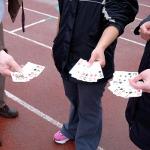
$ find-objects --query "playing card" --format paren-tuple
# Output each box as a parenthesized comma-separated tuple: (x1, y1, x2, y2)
(11, 62, 45, 82)
(69, 58, 104, 82)
(108, 71, 142, 98)
(22, 62, 45, 79)
(113, 71, 138, 83)
(11, 72, 30, 82)
(69, 59, 88, 76)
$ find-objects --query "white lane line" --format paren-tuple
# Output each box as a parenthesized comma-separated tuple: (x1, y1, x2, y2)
(5, 2, 58, 20)
(10, 19, 49, 33)
(4, 29, 52, 50)
(119, 37, 145, 47)
(24, 7, 58, 19)
(135, 17, 142, 21)
(139, 3, 150, 8)
(5, 90, 104, 150)
(5, 90, 62, 128)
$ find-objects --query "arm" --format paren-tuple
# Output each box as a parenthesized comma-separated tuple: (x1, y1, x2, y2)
(129, 16, 150, 92)
(104, 0, 139, 35)
(56, 16, 60, 36)
(89, 0, 138, 66)
(89, 26, 119, 66)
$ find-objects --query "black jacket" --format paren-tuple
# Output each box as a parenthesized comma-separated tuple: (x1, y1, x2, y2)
(126, 15, 150, 150)
(53, 0, 138, 82)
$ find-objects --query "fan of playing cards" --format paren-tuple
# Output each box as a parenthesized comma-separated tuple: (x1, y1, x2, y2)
(11, 62, 45, 82)
(69, 58, 104, 82)
(108, 71, 142, 98)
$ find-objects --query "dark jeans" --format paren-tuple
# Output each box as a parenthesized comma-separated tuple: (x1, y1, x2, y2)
(61, 79, 107, 150)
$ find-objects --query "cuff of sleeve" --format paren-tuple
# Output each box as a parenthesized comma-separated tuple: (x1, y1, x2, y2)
(109, 22, 124, 36)
(134, 26, 140, 35)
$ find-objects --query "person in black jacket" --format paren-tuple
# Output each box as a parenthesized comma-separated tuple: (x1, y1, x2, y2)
(52, 0, 138, 150)
(126, 15, 150, 150)
(129, 18, 150, 93)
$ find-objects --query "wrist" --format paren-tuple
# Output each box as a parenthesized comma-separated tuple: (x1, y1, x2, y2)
(94, 46, 106, 53)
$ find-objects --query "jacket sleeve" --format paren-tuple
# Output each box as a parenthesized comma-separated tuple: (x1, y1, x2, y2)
(134, 15, 150, 35)
(103, 0, 139, 35)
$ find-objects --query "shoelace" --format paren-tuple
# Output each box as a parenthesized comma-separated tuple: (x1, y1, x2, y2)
(58, 131, 63, 136)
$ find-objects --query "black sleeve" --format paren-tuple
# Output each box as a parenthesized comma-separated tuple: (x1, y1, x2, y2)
(134, 15, 150, 35)
(104, 0, 139, 35)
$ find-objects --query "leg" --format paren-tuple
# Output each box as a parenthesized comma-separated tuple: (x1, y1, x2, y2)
(0, 23, 5, 50)
(75, 81, 106, 150)
(0, 74, 5, 107)
(61, 79, 79, 139)
(0, 23, 6, 107)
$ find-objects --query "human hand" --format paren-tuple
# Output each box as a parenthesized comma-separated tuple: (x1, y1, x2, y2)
(139, 21, 150, 41)
(0, 50, 21, 76)
(88, 48, 106, 67)
(129, 69, 150, 93)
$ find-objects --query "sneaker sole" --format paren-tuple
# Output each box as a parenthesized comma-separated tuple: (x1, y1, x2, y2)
(54, 138, 70, 144)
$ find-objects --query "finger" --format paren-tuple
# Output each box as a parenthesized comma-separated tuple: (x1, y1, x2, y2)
(129, 74, 142, 88)
(133, 81, 146, 91)
(88, 53, 96, 65)
(1, 69, 12, 76)
(7, 59, 21, 72)
(132, 74, 143, 82)
(99, 59, 106, 68)
(129, 80, 142, 90)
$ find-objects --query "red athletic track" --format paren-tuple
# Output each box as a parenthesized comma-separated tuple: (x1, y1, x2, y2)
(1, 0, 149, 150)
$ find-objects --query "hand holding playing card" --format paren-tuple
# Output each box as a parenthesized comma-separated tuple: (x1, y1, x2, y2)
(69, 58, 104, 82)
(108, 71, 142, 98)
(129, 69, 150, 93)
(11, 62, 45, 82)
(89, 48, 106, 68)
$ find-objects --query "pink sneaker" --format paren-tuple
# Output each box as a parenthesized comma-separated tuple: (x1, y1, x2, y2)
(54, 130, 70, 144)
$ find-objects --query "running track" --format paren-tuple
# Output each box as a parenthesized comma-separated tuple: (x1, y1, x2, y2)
(1, 0, 150, 150)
